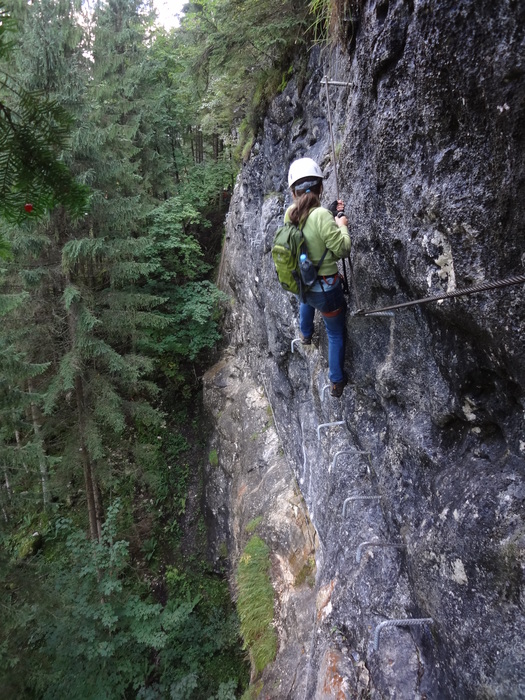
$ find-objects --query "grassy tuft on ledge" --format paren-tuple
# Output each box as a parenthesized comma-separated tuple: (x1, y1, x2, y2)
(236, 535, 277, 674)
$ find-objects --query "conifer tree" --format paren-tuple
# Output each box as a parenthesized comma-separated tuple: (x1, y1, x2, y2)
(42, 0, 170, 539)
(0, 0, 231, 538)
(0, 332, 51, 517)
(0, 0, 163, 537)
(0, 0, 90, 521)
(178, 0, 309, 148)
(0, 0, 276, 693)
(0, 5, 88, 224)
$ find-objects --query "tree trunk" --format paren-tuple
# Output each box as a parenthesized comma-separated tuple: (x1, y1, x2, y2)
(75, 374, 102, 541)
(13, 424, 28, 474)
(2, 464, 11, 521)
(169, 130, 180, 182)
(27, 380, 49, 508)
(67, 300, 103, 540)
(189, 125, 195, 163)
(196, 129, 203, 163)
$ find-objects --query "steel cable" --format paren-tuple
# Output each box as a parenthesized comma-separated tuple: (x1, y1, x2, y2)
(353, 273, 525, 316)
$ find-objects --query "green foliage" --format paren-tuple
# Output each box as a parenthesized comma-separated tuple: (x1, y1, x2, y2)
(0, 0, 319, 693)
(140, 193, 228, 391)
(236, 535, 277, 674)
(0, 233, 11, 258)
(308, 0, 361, 46)
(1, 503, 192, 698)
(178, 0, 310, 157)
(148, 559, 248, 698)
(147, 197, 207, 282)
(0, 87, 90, 221)
(295, 555, 316, 588)
(240, 681, 263, 700)
(0, 499, 249, 699)
(161, 281, 224, 359)
(0, 9, 89, 224)
(209, 448, 219, 466)
(308, 0, 332, 44)
(0, 8, 17, 60)
(176, 162, 236, 218)
(245, 516, 263, 534)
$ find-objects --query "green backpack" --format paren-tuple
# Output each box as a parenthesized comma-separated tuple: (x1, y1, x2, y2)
(271, 220, 305, 296)
(271, 216, 327, 300)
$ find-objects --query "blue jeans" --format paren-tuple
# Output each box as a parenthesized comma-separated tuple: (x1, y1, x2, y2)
(299, 275, 346, 383)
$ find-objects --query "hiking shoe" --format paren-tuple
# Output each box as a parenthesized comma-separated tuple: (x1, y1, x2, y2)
(330, 374, 348, 398)
(300, 334, 312, 345)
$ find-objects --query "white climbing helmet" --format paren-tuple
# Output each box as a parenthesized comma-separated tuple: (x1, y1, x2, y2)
(287, 157, 323, 189)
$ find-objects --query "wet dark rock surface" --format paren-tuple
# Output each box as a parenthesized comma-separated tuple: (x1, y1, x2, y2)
(204, 1, 525, 697)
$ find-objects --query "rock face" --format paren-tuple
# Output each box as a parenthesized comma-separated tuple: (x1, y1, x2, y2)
(203, 1, 525, 698)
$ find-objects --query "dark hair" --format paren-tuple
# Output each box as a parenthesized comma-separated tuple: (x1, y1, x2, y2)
(289, 180, 322, 226)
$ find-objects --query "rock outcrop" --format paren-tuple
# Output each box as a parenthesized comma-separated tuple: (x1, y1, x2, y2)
(204, 1, 525, 697)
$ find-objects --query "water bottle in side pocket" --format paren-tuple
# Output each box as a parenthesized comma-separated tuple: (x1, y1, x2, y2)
(299, 253, 318, 286)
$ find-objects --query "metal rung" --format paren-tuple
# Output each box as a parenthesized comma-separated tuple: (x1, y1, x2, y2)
(373, 618, 433, 652)
(356, 540, 406, 564)
(331, 450, 369, 473)
(321, 79, 352, 87)
(342, 495, 380, 517)
(317, 420, 345, 441)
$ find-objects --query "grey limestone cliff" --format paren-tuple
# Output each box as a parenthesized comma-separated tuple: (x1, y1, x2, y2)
(203, 1, 525, 697)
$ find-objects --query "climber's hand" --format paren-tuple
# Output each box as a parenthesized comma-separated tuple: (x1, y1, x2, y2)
(329, 200, 346, 217)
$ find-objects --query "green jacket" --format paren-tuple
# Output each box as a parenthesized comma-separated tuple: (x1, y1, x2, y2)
(284, 205, 351, 277)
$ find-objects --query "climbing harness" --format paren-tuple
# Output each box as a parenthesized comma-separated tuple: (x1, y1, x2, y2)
(322, 75, 355, 302)
(353, 273, 525, 317)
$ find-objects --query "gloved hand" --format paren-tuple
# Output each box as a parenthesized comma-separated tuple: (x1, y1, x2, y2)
(329, 199, 345, 217)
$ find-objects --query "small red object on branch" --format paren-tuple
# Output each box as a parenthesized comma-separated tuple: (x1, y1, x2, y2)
(24, 203, 33, 213)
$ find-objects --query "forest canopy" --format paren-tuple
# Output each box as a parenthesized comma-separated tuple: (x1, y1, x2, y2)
(0, 0, 315, 696)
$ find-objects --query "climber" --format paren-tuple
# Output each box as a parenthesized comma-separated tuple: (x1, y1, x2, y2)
(285, 157, 351, 397)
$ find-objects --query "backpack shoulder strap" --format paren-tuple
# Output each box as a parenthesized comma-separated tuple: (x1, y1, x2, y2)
(299, 211, 328, 272)
(316, 246, 329, 271)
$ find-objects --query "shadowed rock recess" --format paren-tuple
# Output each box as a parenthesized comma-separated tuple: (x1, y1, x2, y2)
(203, 1, 525, 698)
